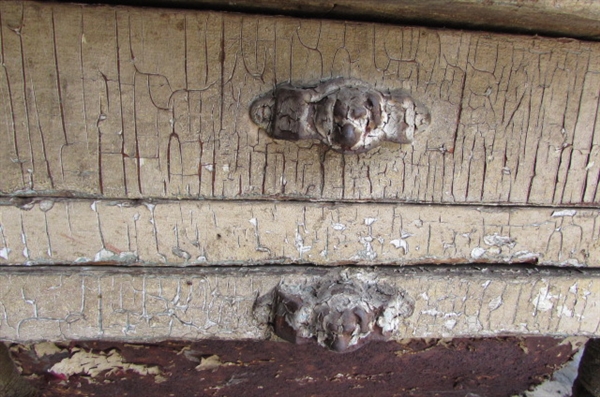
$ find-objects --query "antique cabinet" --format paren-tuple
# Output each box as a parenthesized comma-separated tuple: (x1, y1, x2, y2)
(0, 1, 599, 395)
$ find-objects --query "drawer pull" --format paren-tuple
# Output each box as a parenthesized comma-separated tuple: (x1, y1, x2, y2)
(250, 78, 430, 154)
(254, 270, 415, 352)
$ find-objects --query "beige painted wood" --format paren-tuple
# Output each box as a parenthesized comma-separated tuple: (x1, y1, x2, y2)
(139, 0, 600, 40)
(1, 1, 600, 206)
(0, 267, 598, 342)
(0, 199, 598, 267)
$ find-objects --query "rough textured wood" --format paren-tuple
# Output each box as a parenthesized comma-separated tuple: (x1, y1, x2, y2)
(1, 1, 600, 206)
(0, 199, 598, 267)
(0, 267, 598, 342)
(98, 0, 600, 40)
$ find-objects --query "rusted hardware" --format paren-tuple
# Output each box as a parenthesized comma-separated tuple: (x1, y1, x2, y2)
(249, 78, 431, 154)
(254, 271, 415, 352)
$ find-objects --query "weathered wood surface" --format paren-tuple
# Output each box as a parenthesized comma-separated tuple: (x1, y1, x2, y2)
(1, 1, 600, 206)
(114, 0, 600, 40)
(0, 266, 598, 342)
(0, 199, 598, 267)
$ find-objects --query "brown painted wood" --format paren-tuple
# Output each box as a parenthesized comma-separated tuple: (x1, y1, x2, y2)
(8, 337, 580, 397)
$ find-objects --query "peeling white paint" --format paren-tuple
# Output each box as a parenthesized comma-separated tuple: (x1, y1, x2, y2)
(50, 348, 162, 380)
(444, 319, 457, 330)
(38, 200, 54, 212)
(488, 296, 503, 311)
(390, 239, 408, 254)
(552, 210, 577, 217)
(483, 234, 515, 247)
(532, 285, 557, 313)
(294, 231, 311, 255)
(354, 236, 377, 260)
(0, 247, 10, 260)
(471, 247, 486, 259)
(332, 223, 346, 231)
(364, 217, 377, 226)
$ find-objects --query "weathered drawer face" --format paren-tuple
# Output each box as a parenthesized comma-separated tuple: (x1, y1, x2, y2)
(1, 2, 600, 269)
(1, 2, 599, 205)
(1, 1, 600, 350)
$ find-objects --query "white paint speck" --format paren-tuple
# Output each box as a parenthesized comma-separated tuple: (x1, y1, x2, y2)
(471, 247, 486, 259)
(249, 218, 258, 227)
(444, 319, 457, 330)
(483, 234, 514, 247)
(532, 285, 557, 313)
(400, 230, 413, 239)
(390, 239, 408, 254)
(94, 249, 116, 262)
(364, 217, 377, 226)
(294, 232, 311, 255)
(569, 283, 578, 294)
(488, 296, 503, 311)
(0, 247, 10, 260)
(552, 210, 577, 217)
(332, 223, 346, 231)
(38, 200, 54, 212)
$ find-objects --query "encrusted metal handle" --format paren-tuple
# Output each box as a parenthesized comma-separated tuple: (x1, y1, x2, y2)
(250, 78, 431, 154)
(254, 270, 415, 353)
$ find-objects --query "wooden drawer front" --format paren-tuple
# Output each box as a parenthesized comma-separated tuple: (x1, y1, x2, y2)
(1, 2, 599, 205)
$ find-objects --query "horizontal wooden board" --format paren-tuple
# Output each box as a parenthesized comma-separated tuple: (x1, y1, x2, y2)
(0, 199, 598, 267)
(1, 2, 600, 205)
(0, 266, 598, 342)
(115, 0, 600, 40)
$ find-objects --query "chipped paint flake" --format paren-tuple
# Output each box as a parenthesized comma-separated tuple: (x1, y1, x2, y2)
(488, 296, 503, 311)
(471, 247, 486, 259)
(483, 234, 515, 247)
(390, 239, 408, 254)
(0, 247, 10, 260)
(332, 223, 346, 231)
(532, 285, 558, 313)
(364, 218, 377, 226)
(50, 348, 162, 379)
(94, 249, 117, 262)
(552, 210, 577, 217)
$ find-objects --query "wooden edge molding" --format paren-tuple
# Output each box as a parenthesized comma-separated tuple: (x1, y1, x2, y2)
(53, 0, 600, 40)
(0, 266, 598, 343)
(1, 198, 599, 267)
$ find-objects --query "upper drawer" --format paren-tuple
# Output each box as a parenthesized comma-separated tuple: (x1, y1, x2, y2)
(1, 2, 599, 205)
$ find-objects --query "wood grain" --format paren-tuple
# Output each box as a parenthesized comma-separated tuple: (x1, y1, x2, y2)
(0, 199, 598, 267)
(0, 266, 598, 342)
(1, 2, 599, 205)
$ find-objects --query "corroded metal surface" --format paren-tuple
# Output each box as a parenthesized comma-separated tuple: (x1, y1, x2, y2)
(250, 78, 430, 153)
(254, 271, 414, 352)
